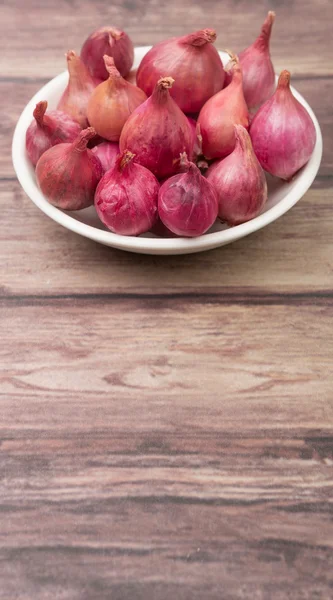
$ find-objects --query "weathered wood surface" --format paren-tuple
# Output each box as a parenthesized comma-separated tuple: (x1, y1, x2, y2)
(1, 0, 333, 598)
(1, 302, 333, 599)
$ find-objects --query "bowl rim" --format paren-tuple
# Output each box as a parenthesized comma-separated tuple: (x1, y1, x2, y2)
(12, 47, 323, 255)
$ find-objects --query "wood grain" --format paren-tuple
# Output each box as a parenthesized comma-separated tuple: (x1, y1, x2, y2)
(1, 302, 333, 599)
(1, 0, 333, 598)
(1, 0, 333, 78)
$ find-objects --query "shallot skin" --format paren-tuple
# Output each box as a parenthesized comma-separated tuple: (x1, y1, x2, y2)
(198, 57, 249, 160)
(81, 26, 134, 80)
(250, 70, 317, 180)
(95, 151, 159, 236)
(207, 125, 267, 225)
(26, 101, 81, 167)
(136, 30, 225, 114)
(239, 11, 276, 111)
(158, 157, 218, 237)
(187, 117, 202, 160)
(36, 128, 103, 210)
(119, 77, 192, 180)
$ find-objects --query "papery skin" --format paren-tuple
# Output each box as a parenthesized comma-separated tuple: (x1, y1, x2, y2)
(26, 101, 81, 166)
(223, 57, 233, 89)
(119, 77, 192, 179)
(187, 117, 202, 160)
(87, 56, 147, 142)
(81, 26, 134, 80)
(136, 30, 224, 113)
(198, 58, 249, 160)
(158, 157, 218, 237)
(94, 151, 159, 236)
(239, 11, 276, 111)
(207, 125, 267, 225)
(250, 70, 317, 180)
(92, 141, 120, 173)
(57, 51, 99, 128)
(36, 128, 103, 210)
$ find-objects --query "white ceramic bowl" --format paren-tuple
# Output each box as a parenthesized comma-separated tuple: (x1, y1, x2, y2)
(12, 47, 322, 255)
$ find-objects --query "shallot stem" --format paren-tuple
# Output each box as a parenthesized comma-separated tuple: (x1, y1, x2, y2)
(223, 50, 239, 72)
(183, 29, 217, 46)
(157, 77, 175, 89)
(278, 70, 291, 89)
(33, 101, 48, 126)
(119, 150, 135, 169)
(260, 11, 276, 42)
(109, 28, 124, 42)
(73, 127, 96, 152)
(104, 55, 122, 78)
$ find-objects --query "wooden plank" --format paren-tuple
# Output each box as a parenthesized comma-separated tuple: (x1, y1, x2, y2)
(0, 513, 332, 600)
(1, 0, 333, 78)
(0, 181, 332, 296)
(1, 301, 332, 426)
(0, 301, 332, 598)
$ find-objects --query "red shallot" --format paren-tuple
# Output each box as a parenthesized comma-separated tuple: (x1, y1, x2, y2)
(36, 127, 103, 210)
(158, 153, 218, 236)
(57, 50, 99, 128)
(26, 101, 81, 166)
(239, 12, 276, 111)
(87, 56, 147, 142)
(136, 30, 225, 113)
(81, 26, 134, 80)
(92, 141, 120, 174)
(198, 54, 249, 159)
(119, 77, 192, 179)
(94, 150, 159, 236)
(206, 125, 267, 225)
(250, 70, 316, 180)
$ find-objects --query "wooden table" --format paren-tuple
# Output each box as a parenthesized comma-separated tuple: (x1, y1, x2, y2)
(1, 1, 333, 598)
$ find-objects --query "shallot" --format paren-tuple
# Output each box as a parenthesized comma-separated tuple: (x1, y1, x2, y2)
(26, 101, 81, 166)
(250, 70, 316, 180)
(239, 12, 276, 111)
(198, 54, 249, 159)
(87, 56, 147, 142)
(36, 127, 103, 210)
(206, 125, 267, 225)
(136, 29, 225, 113)
(95, 150, 159, 235)
(158, 153, 218, 236)
(81, 26, 134, 80)
(119, 77, 192, 179)
(57, 50, 99, 128)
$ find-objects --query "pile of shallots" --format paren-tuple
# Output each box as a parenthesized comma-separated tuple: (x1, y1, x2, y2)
(26, 15, 316, 237)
